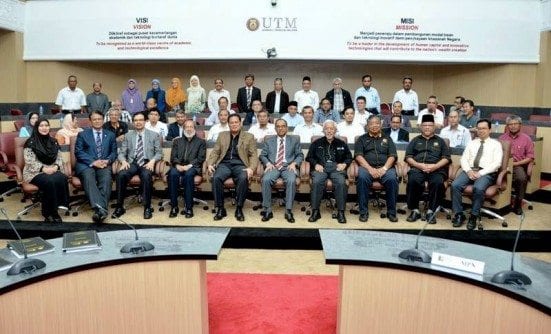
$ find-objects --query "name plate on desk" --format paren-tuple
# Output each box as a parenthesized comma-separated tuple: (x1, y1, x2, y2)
(431, 252, 485, 275)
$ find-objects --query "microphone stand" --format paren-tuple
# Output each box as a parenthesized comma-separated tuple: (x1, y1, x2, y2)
(398, 206, 440, 263)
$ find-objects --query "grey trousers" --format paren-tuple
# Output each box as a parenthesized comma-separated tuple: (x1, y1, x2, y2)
(311, 171, 348, 211)
(261, 168, 298, 212)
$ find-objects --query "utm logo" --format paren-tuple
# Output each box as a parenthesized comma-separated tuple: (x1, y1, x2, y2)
(246, 18, 260, 31)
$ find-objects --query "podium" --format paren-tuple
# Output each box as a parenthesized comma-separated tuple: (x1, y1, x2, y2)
(320, 230, 551, 334)
(0, 227, 230, 334)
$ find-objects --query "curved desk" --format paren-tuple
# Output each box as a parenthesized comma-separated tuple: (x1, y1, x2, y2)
(320, 230, 551, 334)
(0, 227, 230, 334)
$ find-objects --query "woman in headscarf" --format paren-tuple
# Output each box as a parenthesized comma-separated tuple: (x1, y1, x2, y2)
(185, 75, 206, 114)
(19, 111, 39, 137)
(166, 77, 187, 112)
(146, 79, 167, 122)
(23, 118, 70, 223)
(121, 79, 143, 115)
(55, 113, 83, 145)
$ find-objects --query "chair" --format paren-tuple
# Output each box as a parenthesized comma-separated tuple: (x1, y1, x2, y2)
(194, 117, 206, 126)
(520, 125, 537, 136)
(10, 109, 23, 116)
(490, 113, 513, 122)
(0, 132, 22, 201)
(230, 103, 239, 112)
(437, 104, 445, 113)
(380, 103, 391, 116)
(528, 114, 551, 123)
(78, 118, 91, 128)
(13, 120, 25, 131)
(67, 136, 88, 216)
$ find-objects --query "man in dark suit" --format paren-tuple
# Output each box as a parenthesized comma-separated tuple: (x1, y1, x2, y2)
(207, 113, 258, 221)
(236, 73, 261, 115)
(75, 110, 118, 223)
(167, 119, 206, 218)
(325, 77, 353, 114)
(165, 109, 186, 141)
(112, 112, 163, 219)
(383, 115, 409, 143)
(265, 77, 290, 114)
(259, 119, 304, 223)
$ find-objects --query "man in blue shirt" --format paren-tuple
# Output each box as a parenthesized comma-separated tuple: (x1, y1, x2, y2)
(354, 74, 381, 114)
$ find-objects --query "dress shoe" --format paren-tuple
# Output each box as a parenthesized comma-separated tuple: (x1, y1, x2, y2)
(308, 209, 321, 222)
(467, 214, 478, 230)
(182, 207, 194, 218)
(43, 215, 55, 224)
(337, 210, 346, 224)
(235, 206, 245, 221)
(427, 211, 437, 225)
(143, 207, 153, 219)
(261, 211, 273, 222)
(112, 207, 126, 219)
(285, 210, 295, 223)
(213, 207, 227, 221)
(406, 210, 421, 222)
(92, 210, 102, 224)
(359, 213, 369, 222)
(452, 213, 466, 228)
(169, 206, 179, 218)
(388, 214, 398, 223)
(513, 206, 523, 216)
(52, 213, 63, 224)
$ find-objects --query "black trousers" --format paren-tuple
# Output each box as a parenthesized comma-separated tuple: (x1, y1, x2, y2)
(212, 161, 248, 208)
(406, 169, 446, 212)
(31, 172, 69, 217)
(115, 163, 153, 209)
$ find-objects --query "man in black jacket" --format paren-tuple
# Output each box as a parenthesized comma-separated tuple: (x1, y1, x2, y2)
(166, 109, 186, 141)
(382, 115, 410, 143)
(306, 120, 352, 224)
(167, 119, 206, 218)
(325, 77, 353, 114)
(236, 73, 262, 114)
(265, 77, 290, 114)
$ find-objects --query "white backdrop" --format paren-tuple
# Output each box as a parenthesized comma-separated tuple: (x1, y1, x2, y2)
(23, 0, 541, 63)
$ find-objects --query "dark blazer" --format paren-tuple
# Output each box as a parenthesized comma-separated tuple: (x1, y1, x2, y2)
(265, 90, 290, 114)
(259, 135, 303, 167)
(325, 89, 353, 112)
(306, 136, 352, 172)
(383, 127, 410, 142)
(75, 128, 117, 175)
(236, 86, 262, 113)
(170, 135, 206, 174)
(166, 122, 183, 141)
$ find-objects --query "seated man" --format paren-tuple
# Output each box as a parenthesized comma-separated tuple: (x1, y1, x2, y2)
(451, 119, 502, 229)
(243, 99, 264, 126)
(145, 108, 168, 139)
(281, 101, 304, 127)
(382, 115, 409, 143)
(75, 111, 118, 223)
(248, 109, 276, 143)
(354, 96, 373, 127)
(207, 114, 258, 221)
(499, 115, 534, 215)
(259, 119, 304, 223)
(167, 119, 206, 218)
(336, 106, 365, 144)
(166, 109, 187, 141)
(207, 108, 230, 142)
(405, 114, 451, 224)
(459, 99, 479, 131)
(103, 99, 132, 124)
(382, 101, 411, 128)
(306, 120, 352, 224)
(103, 107, 129, 142)
(206, 96, 235, 126)
(313, 98, 341, 124)
(417, 95, 444, 129)
(293, 106, 323, 143)
(112, 112, 163, 219)
(355, 115, 399, 222)
(440, 110, 471, 148)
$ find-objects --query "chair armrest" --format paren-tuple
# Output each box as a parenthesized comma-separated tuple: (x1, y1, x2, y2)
(526, 161, 534, 181)
(10, 164, 23, 183)
(495, 170, 509, 191)
(0, 150, 8, 169)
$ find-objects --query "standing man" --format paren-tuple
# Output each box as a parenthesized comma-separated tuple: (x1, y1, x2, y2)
(460, 100, 479, 131)
(259, 119, 304, 223)
(417, 95, 444, 129)
(440, 110, 472, 148)
(314, 98, 341, 124)
(281, 101, 305, 127)
(451, 119, 502, 229)
(325, 77, 353, 115)
(336, 106, 365, 144)
(75, 111, 118, 223)
(383, 115, 410, 143)
(207, 114, 258, 221)
(167, 120, 206, 218)
(112, 111, 163, 220)
(306, 120, 352, 224)
(392, 76, 419, 116)
(207, 109, 230, 142)
(355, 115, 399, 222)
(293, 106, 323, 143)
(265, 77, 290, 114)
(207, 78, 231, 113)
(166, 109, 187, 141)
(354, 74, 380, 114)
(236, 74, 262, 117)
(86, 82, 110, 114)
(404, 114, 451, 224)
(294, 76, 320, 112)
(499, 115, 535, 215)
(248, 109, 276, 143)
(383, 101, 412, 128)
(56, 75, 87, 114)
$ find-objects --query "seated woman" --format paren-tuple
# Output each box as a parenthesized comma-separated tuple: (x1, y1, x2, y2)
(103, 107, 128, 142)
(19, 111, 39, 137)
(23, 118, 70, 223)
(185, 75, 206, 114)
(166, 77, 187, 112)
(55, 113, 83, 145)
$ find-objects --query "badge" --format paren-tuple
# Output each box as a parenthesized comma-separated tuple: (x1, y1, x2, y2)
(434, 142, 439, 147)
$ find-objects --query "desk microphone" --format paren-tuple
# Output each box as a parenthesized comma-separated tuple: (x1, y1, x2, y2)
(491, 212, 531, 285)
(398, 206, 440, 263)
(95, 205, 154, 254)
(0, 208, 46, 275)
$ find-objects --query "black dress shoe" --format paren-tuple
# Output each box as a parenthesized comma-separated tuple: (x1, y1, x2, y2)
(452, 213, 466, 228)
(388, 214, 398, 223)
(235, 206, 245, 221)
(308, 209, 321, 222)
(359, 213, 369, 222)
(213, 207, 227, 221)
(182, 207, 194, 218)
(513, 206, 523, 216)
(43, 216, 55, 224)
(261, 211, 273, 222)
(406, 211, 421, 222)
(467, 214, 478, 230)
(169, 207, 179, 218)
(112, 207, 126, 219)
(336, 211, 346, 224)
(143, 207, 153, 219)
(92, 211, 101, 224)
(285, 210, 295, 223)
(52, 213, 63, 224)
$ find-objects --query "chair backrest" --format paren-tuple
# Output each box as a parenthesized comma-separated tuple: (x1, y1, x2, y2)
(520, 124, 537, 136)
(437, 104, 445, 113)
(194, 117, 206, 126)
(490, 112, 512, 122)
(0, 132, 20, 163)
(380, 103, 391, 115)
(14, 120, 25, 131)
(497, 139, 511, 189)
(529, 114, 551, 123)
(69, 135, 78, 169)
(10, 109, 23, 116)
(14, 137, 27, 171)
(78, 118, 91, 128)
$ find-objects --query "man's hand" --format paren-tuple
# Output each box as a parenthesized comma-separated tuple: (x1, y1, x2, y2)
(336, 163, 347, 172)
(288, 162, 297, 173)
(265, 162, 275, 172)
(244, 168, 253, 179)
(119, 161, 130, 171)
(92, 160, 108, 169)
(144, 160, 155, 171)
(315, 164, 324, 173)
(42, 166, 57, 175)
(116, 135, 125, 142)
(208, 165, 216, 175)
(467, 170, 480, 180)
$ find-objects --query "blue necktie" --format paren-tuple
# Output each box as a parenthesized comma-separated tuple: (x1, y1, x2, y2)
(95, 131, 102, 158)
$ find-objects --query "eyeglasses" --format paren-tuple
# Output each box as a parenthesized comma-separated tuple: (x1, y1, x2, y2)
(507, 122, 521, 126)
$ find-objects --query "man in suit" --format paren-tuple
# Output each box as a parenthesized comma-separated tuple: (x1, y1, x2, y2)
(112, 111, 163, 219)
(165, 109, 186, 141)
(259, 119, 304, 223)
(167, 119, 206, 218)
(236, 73, 262, 115)
(265, 77, 290, 114)
(325, 77, 353, 114)
(207, 113, 258, 221)
(75, 110, 118, 223)
(383, 115, 410, 143)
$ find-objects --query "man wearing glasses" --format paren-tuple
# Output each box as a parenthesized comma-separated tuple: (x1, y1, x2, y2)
(383, 115, 409, 143)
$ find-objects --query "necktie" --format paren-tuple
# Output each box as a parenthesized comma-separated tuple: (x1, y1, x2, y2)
(275, 138, 285, 169)
(95, 131, 102, 158)
(473, 140, 484, 170)
(246, 88, 252, 108)
(136, 134, 144, 166)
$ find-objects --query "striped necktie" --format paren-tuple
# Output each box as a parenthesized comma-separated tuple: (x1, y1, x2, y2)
(136, 134, 144, 166)
(95, 131, 102, 158)
(275, 138, 285, 169)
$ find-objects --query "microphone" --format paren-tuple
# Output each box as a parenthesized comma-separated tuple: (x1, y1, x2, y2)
(0, 207, 46, 275)
(491, 212, 531, 285)
(95, 205, 154, 254)
(398, 206, 440, 263)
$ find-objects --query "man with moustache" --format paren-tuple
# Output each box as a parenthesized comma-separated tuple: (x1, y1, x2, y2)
(293, 106, 323, 143)
(207, 108, 230, 142)
(325, 77, 353, 114)
(281, 101, 305, 127)
(392, 76, 419, 116)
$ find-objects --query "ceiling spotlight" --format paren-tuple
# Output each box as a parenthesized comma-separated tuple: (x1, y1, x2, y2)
(271, 0, 277, 7)
(266, 47, 277, 58)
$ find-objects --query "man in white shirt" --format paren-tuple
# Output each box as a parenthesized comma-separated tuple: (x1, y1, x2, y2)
(206, 96, 235, 126)
(207, 109, 230, 142)
(281, 101, 304, 127)
(207, 78, 231, 113)
(439, 110, 472, 148)
(248, 110, 276, 143)
(354, 96, 373, 127)
(55, 75, 87, 114)
(337, 106, 365, 144)
(145, 108, 168, 139)
(293, 106, 323, 143)
(451, 119, 503, 230)
(294, 76, 320, 112)
(417, 95, 444, 129)
(354, 74, 380, 114)
(392, 77, 419, 116)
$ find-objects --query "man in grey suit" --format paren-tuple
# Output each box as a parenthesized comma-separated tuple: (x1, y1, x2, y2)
(259, 119, 303, 223)
(112, 111, 163, 219)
